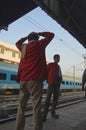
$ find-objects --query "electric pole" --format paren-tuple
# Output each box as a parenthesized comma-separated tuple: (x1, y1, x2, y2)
(72, 65, 75, 87)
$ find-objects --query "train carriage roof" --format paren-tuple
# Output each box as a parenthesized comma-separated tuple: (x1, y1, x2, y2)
(0, 61, 18, 72)
(0, 0, 86, 48)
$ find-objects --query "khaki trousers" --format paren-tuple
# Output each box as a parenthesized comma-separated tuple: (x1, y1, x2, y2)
(16, 81, 43, 130)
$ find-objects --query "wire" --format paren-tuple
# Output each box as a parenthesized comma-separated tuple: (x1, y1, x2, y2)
(23, 14, 84, 55)
(23, 16, 46, 31)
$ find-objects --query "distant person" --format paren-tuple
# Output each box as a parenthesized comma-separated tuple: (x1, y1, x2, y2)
(43, 54, 62, 121)
(82, 69, 86, 98)
(15, 31, 54, 130)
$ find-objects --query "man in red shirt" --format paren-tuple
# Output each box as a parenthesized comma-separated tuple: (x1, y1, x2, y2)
(43, 54, 62, 121)
(15, 32, 54, 130)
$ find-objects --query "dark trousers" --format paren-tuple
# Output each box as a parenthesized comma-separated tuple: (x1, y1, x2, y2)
(43, 83, 60, 118)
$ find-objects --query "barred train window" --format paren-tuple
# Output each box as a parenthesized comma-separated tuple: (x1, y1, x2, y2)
(0, 73, 6, 80)
(62, 80, 65, 84)
(66, 81, 69, 85)
(10, 74, 16, 81)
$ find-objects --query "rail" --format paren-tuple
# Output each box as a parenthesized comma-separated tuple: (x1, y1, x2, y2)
(0, 91, 85, 123)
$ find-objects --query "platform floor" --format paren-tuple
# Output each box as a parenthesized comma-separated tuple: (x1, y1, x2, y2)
(0, 100, 86, 130)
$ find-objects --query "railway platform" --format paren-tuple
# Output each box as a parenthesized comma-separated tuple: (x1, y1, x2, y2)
(0, 100, 86, 130)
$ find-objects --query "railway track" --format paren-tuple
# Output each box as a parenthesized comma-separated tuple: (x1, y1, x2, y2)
(0, 91, 85, 104)
(0, 91, 85, 123)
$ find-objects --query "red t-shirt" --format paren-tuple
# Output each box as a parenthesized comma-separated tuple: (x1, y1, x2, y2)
(16, 32, 54, 82)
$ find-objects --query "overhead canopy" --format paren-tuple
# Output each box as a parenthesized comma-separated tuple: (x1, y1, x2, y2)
(0, 0, 86, 48)
(0, 0, 37, 30)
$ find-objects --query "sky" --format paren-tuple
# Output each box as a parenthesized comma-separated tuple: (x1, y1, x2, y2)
(0, 7, 86, 77)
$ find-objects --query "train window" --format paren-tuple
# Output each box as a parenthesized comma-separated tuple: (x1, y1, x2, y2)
(70, 82, 72, 85)
(73, 82, 75, 85)
(62, 80, 65, 84)
(80, 83, 82, 85)
(78, 83, 80, 85)
(10, 74, 16, 81)
(66, 81, 69, 85)
(75, 82, 78, 85)
(0, 72, 6, 80)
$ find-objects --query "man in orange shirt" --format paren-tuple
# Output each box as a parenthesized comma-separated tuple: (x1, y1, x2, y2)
(43, 54, 62, 121)
(15, 31, 54, 130)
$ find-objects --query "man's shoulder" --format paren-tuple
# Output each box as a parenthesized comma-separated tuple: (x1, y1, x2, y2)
(47, 62, 55, 66)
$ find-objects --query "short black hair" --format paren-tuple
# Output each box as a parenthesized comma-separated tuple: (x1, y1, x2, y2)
(27, 33, 39, 41)
(53, 54, 60, 59)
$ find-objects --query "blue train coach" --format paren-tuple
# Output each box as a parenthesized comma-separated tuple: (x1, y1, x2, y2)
(0, 61, 82, 95)
(0, 61, 19, 94)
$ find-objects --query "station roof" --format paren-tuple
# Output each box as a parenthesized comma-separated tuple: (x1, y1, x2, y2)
(0, 0, 86, 48)
(0, 0, 37, 30)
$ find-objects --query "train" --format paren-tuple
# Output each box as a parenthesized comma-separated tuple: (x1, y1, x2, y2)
(0, 61, 82, 95)
(0, 61, 19, 94)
